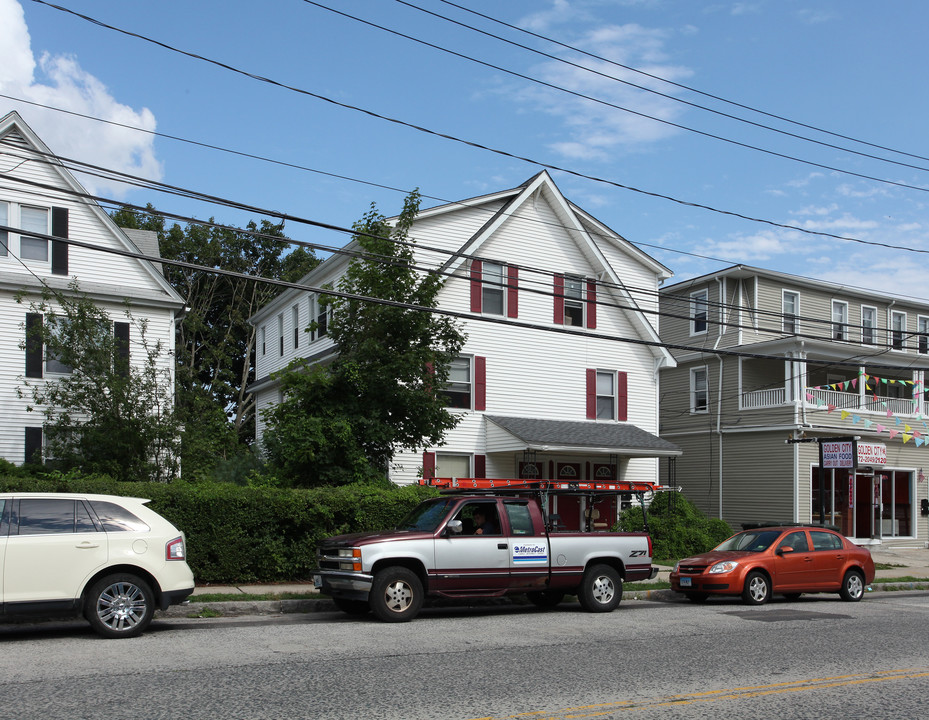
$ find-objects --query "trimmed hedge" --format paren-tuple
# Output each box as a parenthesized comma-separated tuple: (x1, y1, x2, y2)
(0, 472, 437, 583)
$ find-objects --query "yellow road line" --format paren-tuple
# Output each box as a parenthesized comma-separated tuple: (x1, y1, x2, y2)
(469, 668, 929, 720)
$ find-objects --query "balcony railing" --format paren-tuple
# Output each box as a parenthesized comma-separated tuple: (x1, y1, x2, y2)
(739, 386, 921, 416)
(741, 388, 786, 409)
(806, 387, 919, 416)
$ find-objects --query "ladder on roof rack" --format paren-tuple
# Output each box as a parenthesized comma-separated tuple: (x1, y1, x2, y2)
(418, 477, 680, 495)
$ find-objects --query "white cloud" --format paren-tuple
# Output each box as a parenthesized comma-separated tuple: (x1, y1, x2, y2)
(507, 20, 693, 159)
(0, 0, 161, 197)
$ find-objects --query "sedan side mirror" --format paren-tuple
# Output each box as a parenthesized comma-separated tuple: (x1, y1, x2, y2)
(445, 519, 463, 536)
(776, 546, 794, 556)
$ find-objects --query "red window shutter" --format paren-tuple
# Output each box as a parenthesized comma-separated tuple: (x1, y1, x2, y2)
(617, 371, 628, 421)
(470, 260, 482, 312)
(586, 279, 597, 329)
(553, 274, 565, 324)
(586, 369, 597, 419)
(506, 266, 519, 318)
(474, 356, 487, 411)
(423, 452, 436, 479)
(474, 454, 486, 478)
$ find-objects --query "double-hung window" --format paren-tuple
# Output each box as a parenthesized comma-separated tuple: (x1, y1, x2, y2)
(891, 311, 906, 350)
(310, 295, 330, 341)
(783, 291, 799, 334)
(0, 202, 8, 257)
(443, 356, 472, 409)
(564, 276, 584, 326)
(481, 262, 505, 315)
(292, 305, 300, 350)
(691, 367, 708, 413)
(586, 369, 627, 421)
(832, 301, 848, 341)
(691, 289, 708, 335)
(918, 316, 929, 354)
(596, 371, 616, 420)
(861, 306, 876, 345)
(20, 206, 50, 262)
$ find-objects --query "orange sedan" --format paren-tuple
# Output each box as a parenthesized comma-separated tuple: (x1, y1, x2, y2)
(670, 525, 875, 605)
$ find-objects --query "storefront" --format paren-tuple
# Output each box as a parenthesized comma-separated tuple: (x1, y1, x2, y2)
(810, 440, 916, 541)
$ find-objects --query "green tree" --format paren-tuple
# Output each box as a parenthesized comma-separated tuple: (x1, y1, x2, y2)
(110, 206, 318, 479)
(17, 283, 181, 482)
(261, 191, 466, 486)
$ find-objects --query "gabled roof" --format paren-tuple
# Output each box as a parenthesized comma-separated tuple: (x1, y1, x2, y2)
(0, 111, 183, 307)
(434, 171, 674, 365)
(486, 415, 682, 457)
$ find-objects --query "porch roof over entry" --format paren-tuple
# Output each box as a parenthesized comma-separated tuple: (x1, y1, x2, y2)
(485, 416, 682, 458)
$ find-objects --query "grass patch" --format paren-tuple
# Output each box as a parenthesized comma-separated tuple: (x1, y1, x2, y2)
(872, 576, 929, 584)
(626, 581, 671, 591)
(187, 607, 223, 618)
(874, 562, 908, 571)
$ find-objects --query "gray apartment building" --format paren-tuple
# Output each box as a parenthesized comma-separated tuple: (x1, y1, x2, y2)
(659, 265, 929, 549)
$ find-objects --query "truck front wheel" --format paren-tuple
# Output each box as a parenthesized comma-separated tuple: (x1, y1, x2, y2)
(578, 564, 622, 613)
(370, 566, 424, 622)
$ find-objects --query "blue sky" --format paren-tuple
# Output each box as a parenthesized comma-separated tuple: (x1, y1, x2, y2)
(2, 0, 928, 298)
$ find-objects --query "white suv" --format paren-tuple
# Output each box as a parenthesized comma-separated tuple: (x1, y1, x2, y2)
(0, 493, 195, 638)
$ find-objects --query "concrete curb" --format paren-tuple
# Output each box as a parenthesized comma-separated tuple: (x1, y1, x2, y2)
(165, 582, 929, 618)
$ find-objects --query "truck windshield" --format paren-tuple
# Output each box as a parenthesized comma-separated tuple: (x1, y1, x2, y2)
(397, 498, 458, 532)
(715, 530, 782, 552)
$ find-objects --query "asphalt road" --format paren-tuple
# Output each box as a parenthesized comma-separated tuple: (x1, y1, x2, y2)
(2, 592, 929, 720)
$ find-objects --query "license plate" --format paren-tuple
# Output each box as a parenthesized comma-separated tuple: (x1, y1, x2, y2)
(680, 577, 692, 587)
(313, 575, 322, 589)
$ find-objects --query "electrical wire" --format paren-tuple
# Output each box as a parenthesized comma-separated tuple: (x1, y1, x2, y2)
(435, 0, 929, 165)
(6, 139, 929, 345)
(26, 0, 929, 253)
(301, 0, 929, 195)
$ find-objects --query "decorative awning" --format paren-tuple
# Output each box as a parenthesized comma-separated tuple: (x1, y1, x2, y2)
(484, 415, 682, 458)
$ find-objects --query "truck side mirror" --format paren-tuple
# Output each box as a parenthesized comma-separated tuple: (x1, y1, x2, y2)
(445, 519, 463, 536)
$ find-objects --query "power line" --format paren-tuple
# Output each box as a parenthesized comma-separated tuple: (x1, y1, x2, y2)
(26, 0, 929, 256)
(5, 219, 927, 374)
(435, 0, 929, 165)
(7, 89, 926, 289)
(392, 0, 929, 175)
(302, 0, 929, 195)
(7, 139, 929, 343)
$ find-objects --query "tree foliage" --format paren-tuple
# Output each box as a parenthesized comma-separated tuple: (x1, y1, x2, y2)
(16, 284, 181, 482)
(261, 191, 466, 486)
(110, 206, 318, 479)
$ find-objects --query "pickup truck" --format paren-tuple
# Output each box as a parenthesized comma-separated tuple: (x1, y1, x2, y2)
(314, 491, 658, 622)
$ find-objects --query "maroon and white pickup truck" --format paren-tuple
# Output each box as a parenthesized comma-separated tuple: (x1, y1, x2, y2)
(314, 490, 658, 622)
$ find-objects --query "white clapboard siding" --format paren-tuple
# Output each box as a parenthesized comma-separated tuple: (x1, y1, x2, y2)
(250, 171, 674, 487)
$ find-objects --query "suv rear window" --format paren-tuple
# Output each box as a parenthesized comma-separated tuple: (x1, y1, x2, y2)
(90, 501, 150, 532)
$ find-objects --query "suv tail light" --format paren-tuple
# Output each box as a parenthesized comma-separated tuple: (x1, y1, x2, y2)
(647, 534, 653, 560)
(166, 536, 186, 561)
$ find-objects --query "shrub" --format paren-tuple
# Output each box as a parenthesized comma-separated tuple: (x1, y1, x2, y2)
(619, 491, 732, 562)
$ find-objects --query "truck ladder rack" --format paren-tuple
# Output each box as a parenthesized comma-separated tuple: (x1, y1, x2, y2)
(419, 477, 679, 495)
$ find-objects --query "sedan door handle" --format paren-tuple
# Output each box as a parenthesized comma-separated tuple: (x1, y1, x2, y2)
(497, 543, 508, 550)
(76, 542, 100, 549)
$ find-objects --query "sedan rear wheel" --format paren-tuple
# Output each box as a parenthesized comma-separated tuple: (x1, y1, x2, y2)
(741, 571, 771, 605)
(839, 570, 865, 602)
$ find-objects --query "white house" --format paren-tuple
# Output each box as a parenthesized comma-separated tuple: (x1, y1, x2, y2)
(250, 171, 680, 526)
(0, 111, 184, 464)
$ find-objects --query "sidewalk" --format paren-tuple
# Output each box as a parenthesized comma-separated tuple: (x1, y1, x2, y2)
(169, 545, 929, 617)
